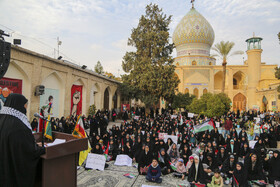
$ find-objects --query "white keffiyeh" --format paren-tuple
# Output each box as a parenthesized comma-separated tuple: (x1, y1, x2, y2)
(0, 106, 32, 131)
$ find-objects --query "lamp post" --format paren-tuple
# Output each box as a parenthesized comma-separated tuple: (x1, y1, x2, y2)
(57, 37, 62, 57)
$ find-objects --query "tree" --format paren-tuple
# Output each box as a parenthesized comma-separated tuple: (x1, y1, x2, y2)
(187, 93, 231, 117)
(104, 72, 122, 81)
(216, 93, 232, 112)
(122, 3, 180, 106)
(171, 93, 195, 109)
(94, 61, 104, 74)
(119, 81, 142, 101)
(278, 32, 280, 43)
(275, 66, 280, 99)
(212, 41, 243, 93)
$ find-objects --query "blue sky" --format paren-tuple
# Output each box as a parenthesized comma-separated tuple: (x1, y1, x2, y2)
(0, 0, 279, 76)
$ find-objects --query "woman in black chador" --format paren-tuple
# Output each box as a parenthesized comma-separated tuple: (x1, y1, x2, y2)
(0, 93, 45, 187)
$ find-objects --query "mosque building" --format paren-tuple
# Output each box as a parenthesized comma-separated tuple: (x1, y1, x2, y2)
(172, 4, 280, 112)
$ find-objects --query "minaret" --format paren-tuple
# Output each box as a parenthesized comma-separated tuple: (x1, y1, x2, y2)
(246, 34, 263, 110)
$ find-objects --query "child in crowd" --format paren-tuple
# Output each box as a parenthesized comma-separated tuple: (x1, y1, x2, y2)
(173, 158, 187, 180)
(207, 169, 223, 187)
(146, 159, 162, 183)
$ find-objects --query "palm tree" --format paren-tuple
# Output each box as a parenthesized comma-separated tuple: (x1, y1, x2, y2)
(212, 41, 243, 93)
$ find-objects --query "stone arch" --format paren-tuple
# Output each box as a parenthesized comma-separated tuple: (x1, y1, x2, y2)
(42, 71, 63, 88)
(193, 88, 199, 98)
(262, 96, 268, 112)
(214, 71, 223, 90)
(233, 93, 246, 112)
(203, 88, 208, 95)
(113, 90, 118, 109)
(73, 78, 86, 86)
(90, 83, 101, 110)
(184, 88, 189, 94)
(72, 78, 86, 115)
(41, 71, 65, 117)
(3, 61, 31, 116)
(103, 86, 111, 110)
(233, 71, 246, 90)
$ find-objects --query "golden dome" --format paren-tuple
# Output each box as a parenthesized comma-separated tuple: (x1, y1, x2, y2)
(172, 8, 215, 47)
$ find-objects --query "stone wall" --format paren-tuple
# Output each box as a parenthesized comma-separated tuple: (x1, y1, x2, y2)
(4, 46, 120, 120)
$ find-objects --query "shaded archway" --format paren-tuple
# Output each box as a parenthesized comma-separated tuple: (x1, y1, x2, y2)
(41, 72, 64, 117)
(233, 93, 246, 112)
(193, 88, 199, 98)
(113, 91, 118, 109)
(3, 61, 31, 117)
(90, 83, 100, 107)
(71, 78, 85, 116)
(262, 96, 268, 112)
(214, 71, 223, 90)
(184, 88, 189, 94)
(104, 87, 110, 110)
(233, 71, 246, 90)
(203, 88, 207, 95)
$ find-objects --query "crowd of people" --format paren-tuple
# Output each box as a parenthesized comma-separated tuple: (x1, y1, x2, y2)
(30, 108, 280, 186)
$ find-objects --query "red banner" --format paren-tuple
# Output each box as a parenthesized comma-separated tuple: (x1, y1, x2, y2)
(121, 104, 130, 112)
(71, 85, 82, 116)
(0, 78, 22, 109)
(0, 77, 22, 94)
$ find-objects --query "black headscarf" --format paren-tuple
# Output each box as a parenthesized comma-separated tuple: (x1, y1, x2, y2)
(4, 93, 28, 114)
(233, 162, 246, 186)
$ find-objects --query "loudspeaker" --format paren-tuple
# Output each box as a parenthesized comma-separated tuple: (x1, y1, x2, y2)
(0, 40, 11, 79)
(35, 85, 45, 96)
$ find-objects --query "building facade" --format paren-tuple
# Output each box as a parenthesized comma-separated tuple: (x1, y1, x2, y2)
(173, 6, 280, 112)
(1, 46, 120, 120)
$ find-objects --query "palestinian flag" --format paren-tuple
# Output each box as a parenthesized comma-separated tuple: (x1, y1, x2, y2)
(44, 115, 53, 141)
(72, 116, 92, 165)
(104, 142, 109, 160)
(180, 115, 183, 125)
(194, 184, 205, 187)
(194, 119, 215, 133)
(158, 152, 164, 163)
(168, 161, 177, 171)
(123, 173, 136, 178)
(72, 116, 86, 138)
(44, 105, 53, 140)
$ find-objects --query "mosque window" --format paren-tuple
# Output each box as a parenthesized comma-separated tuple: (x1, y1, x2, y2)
(192, 60, 197, 65)
(209, 62, 212, 65)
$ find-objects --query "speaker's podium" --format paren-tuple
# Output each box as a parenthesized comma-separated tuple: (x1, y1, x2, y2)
(34, 132, 88, 187)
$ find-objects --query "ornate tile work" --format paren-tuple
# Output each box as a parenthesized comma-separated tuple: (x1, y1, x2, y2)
(172, 8, 215, 47)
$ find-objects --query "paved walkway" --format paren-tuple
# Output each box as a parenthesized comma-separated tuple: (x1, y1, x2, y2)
(77, 162, 271, 187)
(107, 119, 123, 129)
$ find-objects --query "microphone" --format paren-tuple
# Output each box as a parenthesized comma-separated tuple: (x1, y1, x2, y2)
(34, 113, 50, 121)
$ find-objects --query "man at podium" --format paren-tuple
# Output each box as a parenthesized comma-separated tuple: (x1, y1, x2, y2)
(0, 94, 45, 187)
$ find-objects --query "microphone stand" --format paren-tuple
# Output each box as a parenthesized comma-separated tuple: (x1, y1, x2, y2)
(41, 118, 45, 148)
